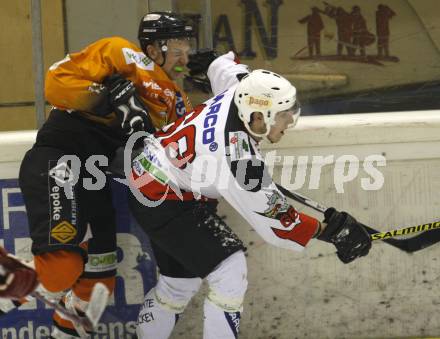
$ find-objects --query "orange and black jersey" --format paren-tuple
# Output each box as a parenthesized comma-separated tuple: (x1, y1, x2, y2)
(45, 36, 193, 129)
(37, 37, 192, 160)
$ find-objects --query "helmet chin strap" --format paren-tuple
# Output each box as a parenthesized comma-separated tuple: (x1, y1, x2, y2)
(243, 119, 272, 142)
(144, 42, 167, 68)
(157, 40, 168, 67)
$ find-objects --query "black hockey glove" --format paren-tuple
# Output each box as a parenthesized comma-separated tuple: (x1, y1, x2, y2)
(187, 49, 219, 76)
(185, 49, 219, 93)
(104, 74, 155, 135)
(318, 208, 371, 264)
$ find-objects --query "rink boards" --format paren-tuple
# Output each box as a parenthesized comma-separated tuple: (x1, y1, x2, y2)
(0, 111, 440, 338)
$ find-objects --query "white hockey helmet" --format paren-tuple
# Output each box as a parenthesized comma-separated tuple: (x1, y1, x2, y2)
(234, 69, 300, 137)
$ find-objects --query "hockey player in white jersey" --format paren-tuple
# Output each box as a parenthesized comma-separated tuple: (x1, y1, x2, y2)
(129, 52, 372, 338)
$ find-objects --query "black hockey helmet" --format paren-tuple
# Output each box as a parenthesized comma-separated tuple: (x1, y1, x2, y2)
(138, 12, 195, 52)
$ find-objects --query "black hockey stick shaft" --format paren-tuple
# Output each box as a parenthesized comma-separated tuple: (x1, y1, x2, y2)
(275, 184, 383, 236)
(275, 184, 427, 252)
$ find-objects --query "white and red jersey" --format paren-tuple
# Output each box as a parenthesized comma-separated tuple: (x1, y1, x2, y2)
(132, 52, 319, 252)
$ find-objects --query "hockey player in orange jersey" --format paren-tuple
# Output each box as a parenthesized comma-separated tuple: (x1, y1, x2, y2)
(45, 12, 196, 129)
(10, 12, 205, 338)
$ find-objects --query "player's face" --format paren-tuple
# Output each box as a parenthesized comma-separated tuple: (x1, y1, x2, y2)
(161, 39, 192, 80)
(266, 109, 296, 143)
(147, 39, 192, 80)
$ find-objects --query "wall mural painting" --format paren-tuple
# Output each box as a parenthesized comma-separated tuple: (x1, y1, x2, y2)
(210, 0, 399, 66)
(296, 2, 399, 65)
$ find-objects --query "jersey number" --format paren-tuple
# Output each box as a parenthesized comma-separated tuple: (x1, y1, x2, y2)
(156, 104, 205, 169)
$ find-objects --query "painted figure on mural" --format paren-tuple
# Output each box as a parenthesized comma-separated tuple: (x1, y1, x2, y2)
(376, 4, 396, 58)
(298, 7, 324, 58)
(351, 6, 369, 57)
(322, 2, 353, 56)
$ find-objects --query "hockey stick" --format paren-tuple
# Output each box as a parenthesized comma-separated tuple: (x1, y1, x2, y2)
(31, 282, 109, 336)
(275, 184, 440, 252)
(32, 291, 93, 331)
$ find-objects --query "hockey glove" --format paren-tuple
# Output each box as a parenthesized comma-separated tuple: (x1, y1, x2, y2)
(0, 247, 39, 300)
(318, 208, 371, 264)
(187, 49, 219, 76)
(185, 49, 219, 93)
(104, 74, 155, 135)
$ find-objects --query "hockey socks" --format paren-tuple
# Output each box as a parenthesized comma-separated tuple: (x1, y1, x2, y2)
(136, 288, 180, 339)
(203, 298, 241, 339)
